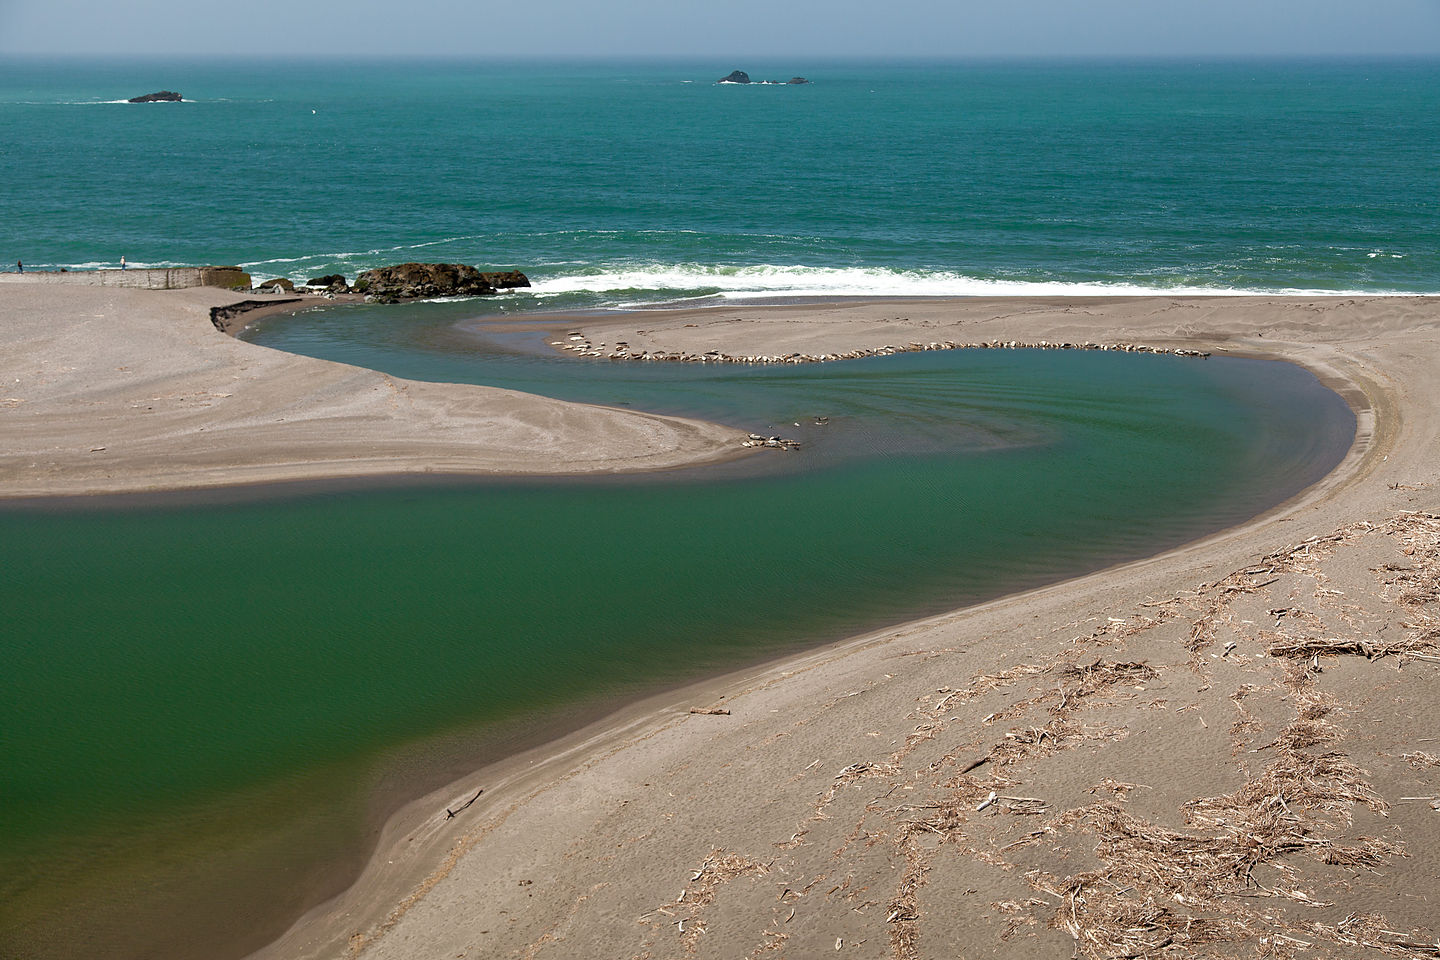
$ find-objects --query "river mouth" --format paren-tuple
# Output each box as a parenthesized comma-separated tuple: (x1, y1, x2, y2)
(0, 300, 1356, 960)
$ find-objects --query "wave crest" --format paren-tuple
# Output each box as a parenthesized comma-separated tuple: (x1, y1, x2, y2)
(527, 262, 1376, 301)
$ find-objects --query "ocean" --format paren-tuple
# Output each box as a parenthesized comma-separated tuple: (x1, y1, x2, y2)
(0, 56, 1424, 960)
(1, 58, 1437, 298)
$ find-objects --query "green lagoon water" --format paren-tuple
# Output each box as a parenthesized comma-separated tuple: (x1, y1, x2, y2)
(2, 322, 1353, 959)
(0, 55, 1416, 960)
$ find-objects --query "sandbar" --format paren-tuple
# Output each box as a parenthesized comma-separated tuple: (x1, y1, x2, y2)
(0, 280, 745, 499)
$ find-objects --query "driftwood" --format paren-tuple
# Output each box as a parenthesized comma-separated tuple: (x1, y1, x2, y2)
(444, 787, 484, 820)
(689, 707, 731, 716)
(743, 434, 801, 450)
(958, 753, 993, 775)
(551, 336, 1212, 365)
(1267, 635, 1430, 661)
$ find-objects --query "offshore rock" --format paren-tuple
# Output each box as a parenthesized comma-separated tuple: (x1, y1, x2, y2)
(719, 71, 811, 86)
(129, 90, 182, 102)
(478, 270, 531, 289)
(306, 274, 350, 293)
(259, 277, 295, 293)
(353, 262, 497, 303)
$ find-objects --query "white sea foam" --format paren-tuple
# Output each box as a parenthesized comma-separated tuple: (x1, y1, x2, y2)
(65, 260, 165, 270)
(45, 254, 1421, 299)
(526, 263, 1401, 301)
(236, 238, 484, 272)
(61, 260, 186, 270)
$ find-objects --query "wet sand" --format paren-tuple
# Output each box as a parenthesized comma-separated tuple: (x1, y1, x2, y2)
(5, 284, 1440, 958)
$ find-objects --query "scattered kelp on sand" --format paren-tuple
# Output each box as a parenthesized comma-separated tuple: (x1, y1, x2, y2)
(619, 513, 1440, 960)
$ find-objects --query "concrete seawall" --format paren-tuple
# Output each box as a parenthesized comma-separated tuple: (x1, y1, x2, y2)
(0, 267, 251, 290)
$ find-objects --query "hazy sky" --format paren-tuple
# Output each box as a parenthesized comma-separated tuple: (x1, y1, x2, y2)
(2, 0, 1439, 58)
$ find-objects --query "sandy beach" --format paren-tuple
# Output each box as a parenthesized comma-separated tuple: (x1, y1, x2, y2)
(6, 285, 1440, 958)
(0, 280, 745, 499)
(254, 295, 1440, 960)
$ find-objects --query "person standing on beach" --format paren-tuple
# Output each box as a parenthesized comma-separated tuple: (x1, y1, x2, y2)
(15, 261, 21, 273)
(120, 256, 126, 270)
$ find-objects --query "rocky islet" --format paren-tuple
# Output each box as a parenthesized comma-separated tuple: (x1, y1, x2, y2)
(718, 70, 809, 85)
(352, 262, 530, 303)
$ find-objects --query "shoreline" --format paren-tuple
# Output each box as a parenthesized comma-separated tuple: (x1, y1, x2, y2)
(6, 285, 1437, 958)
(249, 296, 1437, 960)
(0, 283, 749, 500)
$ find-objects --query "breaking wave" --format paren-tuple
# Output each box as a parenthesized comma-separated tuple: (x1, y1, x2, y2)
(525, 262, 1390, 304)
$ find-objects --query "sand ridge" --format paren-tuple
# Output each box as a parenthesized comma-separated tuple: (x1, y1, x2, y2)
(249, 295, 1440, 960)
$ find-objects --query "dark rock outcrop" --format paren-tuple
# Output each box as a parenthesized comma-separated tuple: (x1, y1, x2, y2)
(129, 90, 182, 102)
(478, 270, 531, 289)
(719, 70, 751, 84)
(259, 277, 295, 293)
(210, 299, 301, 335)
(787, 77, 810, 85)
(352, 263, 500, 303)
(306, 274, 350, 293)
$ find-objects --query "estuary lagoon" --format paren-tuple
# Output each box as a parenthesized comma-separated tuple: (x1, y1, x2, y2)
(0, 300, 1355, 960)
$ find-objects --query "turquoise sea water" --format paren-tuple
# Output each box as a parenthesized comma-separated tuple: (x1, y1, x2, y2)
(1, 58, 1437, 299)
(0, 57, 1410, 960)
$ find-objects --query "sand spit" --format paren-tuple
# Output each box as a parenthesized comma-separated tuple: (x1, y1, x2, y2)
(251, 295, 1440, 960)
(0, 283, 745, 498)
